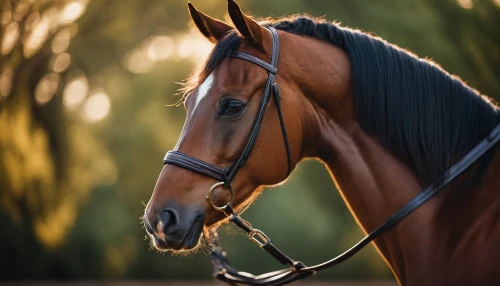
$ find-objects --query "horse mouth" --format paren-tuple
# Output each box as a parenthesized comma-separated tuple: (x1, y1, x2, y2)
(149, 214, 205, 251)
(174, 216, 205, 250)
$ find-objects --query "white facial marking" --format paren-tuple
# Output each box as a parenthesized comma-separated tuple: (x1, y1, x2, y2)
(156, 221, 165, 241)
(193, 72, 215, 111)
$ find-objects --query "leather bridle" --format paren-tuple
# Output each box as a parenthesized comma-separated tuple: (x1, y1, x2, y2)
(164, 27, 290, 190)
(163, 26, 500, 285)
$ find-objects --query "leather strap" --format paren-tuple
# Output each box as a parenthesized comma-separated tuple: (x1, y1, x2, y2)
(272, 83, 292, 176)
(232, 51, 277, 74)
(208, 121, 500, 285)
(223, 27, 282, 186)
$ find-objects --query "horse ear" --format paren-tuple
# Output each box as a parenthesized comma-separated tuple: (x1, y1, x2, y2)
(227, 0, 265, 46)
(188, 2, 233, 43)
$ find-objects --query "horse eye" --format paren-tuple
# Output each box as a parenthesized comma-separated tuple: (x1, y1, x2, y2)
(224, 100, 245, 115)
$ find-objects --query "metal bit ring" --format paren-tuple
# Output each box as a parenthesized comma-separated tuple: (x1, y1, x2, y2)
(207, 182, 235, 211)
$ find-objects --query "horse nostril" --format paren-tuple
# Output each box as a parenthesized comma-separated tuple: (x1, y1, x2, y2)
(160, 208, 180, 234)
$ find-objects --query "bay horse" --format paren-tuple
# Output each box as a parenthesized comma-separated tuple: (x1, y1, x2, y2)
(144, 1, 500, 285)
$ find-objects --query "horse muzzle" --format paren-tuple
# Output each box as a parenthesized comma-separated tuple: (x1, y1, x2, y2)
(144, 203, 205, 251)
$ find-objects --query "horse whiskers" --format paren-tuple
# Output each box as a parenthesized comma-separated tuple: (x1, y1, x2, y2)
(198, 234, 213, 254)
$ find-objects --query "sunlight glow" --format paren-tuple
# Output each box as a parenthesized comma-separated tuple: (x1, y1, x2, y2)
(35, 73, 60, 105)
(24, 12, 40, 32)
(52, 28, 72, 53)
(52, 52, 71, 73)
(0, 66, 13, 98)
(146, 35, 174, 61)
(83, 89, 111, 122)
(1, 22, 19, 55)
(59, 1, 87, 24)
(13, 2, 29, 22)
(24, 16, 50, 58)
(176, 27, 214, 59)
(123, 48, 154, 74)
(493, 0, 500, 8)
(35, 200, 76, 249)
(1, 2, 12, 25)
(67, 24, 79, 37)
(457, 0, 473, 9)
(45, 7, 61, 30)
(122, 26, 214, 74)
(63, 74, 88, 109)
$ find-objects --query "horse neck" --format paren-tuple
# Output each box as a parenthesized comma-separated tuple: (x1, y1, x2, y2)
(281, 32, 446, 283)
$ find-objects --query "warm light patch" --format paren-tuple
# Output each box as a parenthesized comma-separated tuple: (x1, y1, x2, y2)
(493, 0, 500, 8)
(63, 75, 88, 109)
(97, 157, 118, 185)
(1, 2, 12, 25)
(0, 66, 13, 98)
(123, 48, 154, 74)
(83, 89, 111, 122)
(35, 200, 77, 249)
(67, 24, 79, 37)
(24, 16, 49, 57)
(45, 7, 61, 30)
(13, 2, 29, 22)
(52, 52, 71, 72)
(121, 26, 215, 74)
(24, 12, 40, 32)
(52, 28, 72, 53)
(457, 0, 473, 9)
(35, 73, 60, 105)
(1, 22, 19, 55)
(176, 26, 214, 60)
(146, 35, 174, 61)
(59, 0, 87, 24)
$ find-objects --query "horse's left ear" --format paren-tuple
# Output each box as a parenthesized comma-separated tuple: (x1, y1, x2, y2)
(188, 2, 233, 43)
(227, 0, 265, 46)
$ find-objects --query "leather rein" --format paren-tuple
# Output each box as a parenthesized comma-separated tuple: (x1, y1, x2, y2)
(163, 27, 500, 285)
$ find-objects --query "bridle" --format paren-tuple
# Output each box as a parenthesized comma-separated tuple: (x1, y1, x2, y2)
(164, 27, 290, 188)
(163, 26, 500, 285)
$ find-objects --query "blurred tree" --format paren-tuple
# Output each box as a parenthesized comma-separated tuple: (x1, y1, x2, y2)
(0, 0, 104, 278)
(426, 0, 500, 98)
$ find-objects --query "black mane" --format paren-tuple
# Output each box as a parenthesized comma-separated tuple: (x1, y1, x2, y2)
(188, 16, 499, 186)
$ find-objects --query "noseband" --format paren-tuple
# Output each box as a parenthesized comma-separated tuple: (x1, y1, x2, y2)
(163, 26, 500, 286)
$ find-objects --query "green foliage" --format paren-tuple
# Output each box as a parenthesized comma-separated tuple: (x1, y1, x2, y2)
(0, 0, 498, 281)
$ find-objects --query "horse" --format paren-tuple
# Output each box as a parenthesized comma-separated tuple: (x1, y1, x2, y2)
(143, 1, 500, 285)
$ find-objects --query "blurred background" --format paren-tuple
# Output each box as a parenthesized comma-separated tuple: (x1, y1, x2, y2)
(0, 0, 499, 284)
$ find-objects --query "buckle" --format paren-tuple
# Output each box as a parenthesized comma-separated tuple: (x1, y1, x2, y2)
(248, 229, 270, 247)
